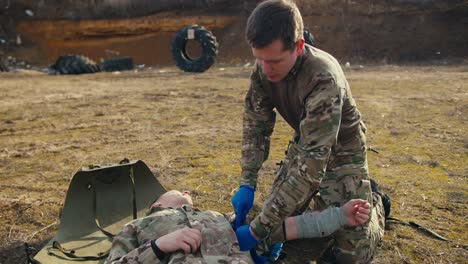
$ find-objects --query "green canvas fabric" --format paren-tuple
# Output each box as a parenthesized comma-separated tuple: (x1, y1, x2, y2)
(34, 160, 166, 264)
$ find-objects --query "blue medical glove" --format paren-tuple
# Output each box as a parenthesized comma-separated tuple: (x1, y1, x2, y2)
(249, 243, 283, 264)
(250, 249, 268, 264)
(231, 185, 255, 230)
(235, 225, 258, 251)
(268, 242, 283, 261)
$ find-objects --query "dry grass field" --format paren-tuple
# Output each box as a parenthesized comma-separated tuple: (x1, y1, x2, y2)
(0, 64, 466, 263)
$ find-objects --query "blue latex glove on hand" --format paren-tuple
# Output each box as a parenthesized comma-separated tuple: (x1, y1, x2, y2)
(235, 225, 258, 251)
(231, 185, 255, 230)
(249, 243, 283, 264)
(268, 242, 284, 261)
(250, 249, 268, 264)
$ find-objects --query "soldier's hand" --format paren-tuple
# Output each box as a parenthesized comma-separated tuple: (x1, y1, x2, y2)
(342, 199, 370, 226)
(249, 242, 283, 263)
(231, 185, 255, 230)
(235, 225, 258, 251)
(156, 227, 202, 254)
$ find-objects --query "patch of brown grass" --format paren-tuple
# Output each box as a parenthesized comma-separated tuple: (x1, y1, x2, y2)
(0, 65, 466, 263)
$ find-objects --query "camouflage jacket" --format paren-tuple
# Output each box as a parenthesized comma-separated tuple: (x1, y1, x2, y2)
(240, 44, 363, 188)
(106, 205, 252, 264)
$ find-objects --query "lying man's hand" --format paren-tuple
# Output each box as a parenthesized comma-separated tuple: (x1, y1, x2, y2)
(156, 227, 202, 254)
(342, 199, 371, 226)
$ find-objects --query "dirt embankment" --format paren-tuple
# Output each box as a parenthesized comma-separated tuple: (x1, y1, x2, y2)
(1, 0, 468, 66)
(15, 13, 241, 67)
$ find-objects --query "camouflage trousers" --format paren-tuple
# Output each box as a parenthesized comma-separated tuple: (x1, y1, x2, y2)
(262, 126, 384, 263)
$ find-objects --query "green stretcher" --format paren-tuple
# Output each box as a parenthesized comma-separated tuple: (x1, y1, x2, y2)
(31, 159, 166, 263)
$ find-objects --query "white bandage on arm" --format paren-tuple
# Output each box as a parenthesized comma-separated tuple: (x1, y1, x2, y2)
(294, 207, 347, 239)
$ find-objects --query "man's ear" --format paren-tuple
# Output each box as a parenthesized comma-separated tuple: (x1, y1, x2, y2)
(296, 39, 305, 56)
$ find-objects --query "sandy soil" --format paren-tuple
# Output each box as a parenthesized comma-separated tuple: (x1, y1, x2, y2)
(0, 64, 466, 263)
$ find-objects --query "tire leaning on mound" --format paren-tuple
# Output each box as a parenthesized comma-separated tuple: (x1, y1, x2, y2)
(171, 25, 218, 73)
(50, 54, 100, 75)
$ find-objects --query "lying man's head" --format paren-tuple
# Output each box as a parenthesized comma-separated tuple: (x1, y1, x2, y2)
(152, 190, 193, 208)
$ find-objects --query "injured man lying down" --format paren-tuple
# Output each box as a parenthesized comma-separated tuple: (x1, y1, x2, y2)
(105, 190, 370, 264)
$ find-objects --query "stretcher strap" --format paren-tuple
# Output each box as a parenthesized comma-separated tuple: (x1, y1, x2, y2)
(47, 241, 109, 261)
(93, 166, 138, 239)
(386, 217, 450, 241)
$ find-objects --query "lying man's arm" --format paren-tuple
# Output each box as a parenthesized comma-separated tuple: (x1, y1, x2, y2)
(106, 218, 160, 264)
(106, 220, 201, 264)
(271, 199, 370, 242)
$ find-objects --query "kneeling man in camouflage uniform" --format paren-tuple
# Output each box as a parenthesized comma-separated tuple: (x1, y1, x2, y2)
(231, 0, 385, 263)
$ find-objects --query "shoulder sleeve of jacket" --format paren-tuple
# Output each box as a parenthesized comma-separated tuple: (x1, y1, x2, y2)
(240, 64, 276, 188)
(297, 72, 343, 181)
(106, 218, 161, 264)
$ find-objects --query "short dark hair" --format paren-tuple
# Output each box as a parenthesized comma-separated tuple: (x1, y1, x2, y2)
(246, 0, 304, 51)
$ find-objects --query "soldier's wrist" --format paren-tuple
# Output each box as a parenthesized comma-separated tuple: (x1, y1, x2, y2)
(269, 220, 287, 243)
(151, 239, 167, 261)
(250, 218, 269, 240)
(239, 175, 257, 189)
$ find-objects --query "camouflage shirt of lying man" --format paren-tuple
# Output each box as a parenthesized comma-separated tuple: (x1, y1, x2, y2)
(105, 205, 253, 264)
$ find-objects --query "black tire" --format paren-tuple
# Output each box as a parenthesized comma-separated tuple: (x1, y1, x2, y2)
(50, 54, 100, 75)
(0, 61, 8, 72)
(100, 57, 134, 72)
(303, 28, 316, 47)
(171, 25, 218, 73)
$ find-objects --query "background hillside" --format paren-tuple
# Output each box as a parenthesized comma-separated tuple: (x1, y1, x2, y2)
(0, 0, 467, 66)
